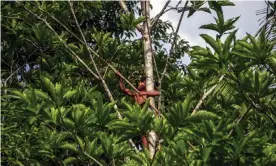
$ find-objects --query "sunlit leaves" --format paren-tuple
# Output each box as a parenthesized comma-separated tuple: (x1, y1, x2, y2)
(233, 31, 276, 67)
(182, 1, 211, 18)
(2, 1, 276, 165)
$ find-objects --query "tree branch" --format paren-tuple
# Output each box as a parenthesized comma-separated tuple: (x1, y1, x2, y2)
(68, 0, 140, 152)
(191, 75, 225, 115)
(158, 1, 189, 110)
(151, 0, 171, 28)
(228, 104, 252, 137)
(16, 2, 99, 80)
(18, 0, 138, 152)
(31, 1, 162, 117)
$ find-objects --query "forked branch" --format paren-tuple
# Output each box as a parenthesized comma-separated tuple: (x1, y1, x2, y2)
(191, 75, 225, 115)
(151, 0, 171, 28)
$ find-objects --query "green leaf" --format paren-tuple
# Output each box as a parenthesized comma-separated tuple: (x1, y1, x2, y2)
(217, 1, 235, 6)
(200, 23, 219, 32)
(232, 50, 253, 59)
(248, 34, 260, 51)
(41, 76, 56, 101)
(224, 16, 240, 30)
(63, 157, 77, 165)
(122, 100, 133, 112)
(187, 111, 220, 122)
(76, 136, 84, 150)
(237, 40, 253, 51)
(202, 147, 212, 163)
(60, 143, 79, 153)
(200, 34, 221, 54)
(197, 7, 212, 14)
(63, 90, 77, 99)
(35, 90, 49, 100)
(177, 140, 186, 154)
(133, 16, 145, 25)
(141, 99, 150, 113)
(224, 29, 238, 51)
(11, 90, 28, 103)
(129, 153, 148, 165)
(11, 19, 17, 28)
(183, 94, 192, 114)
(107, 120, 136, 131)
(15, 160, 24, 166)
(263, 144, 276, 154)
(240, 130, 257, 150)
(68, 43, 78, 50)
(187, 8, 197, 18)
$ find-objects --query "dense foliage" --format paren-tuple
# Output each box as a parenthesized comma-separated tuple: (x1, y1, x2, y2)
(1, 1, 276, 165)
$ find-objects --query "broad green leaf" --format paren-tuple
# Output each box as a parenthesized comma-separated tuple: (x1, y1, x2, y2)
(133, 16, 145, 25)
(224, 16, 240, 30)
(202, 147, 212, 163)
(60, 143, 79, 153)
(122, 100, 134, 112)
(224, 29, 238, 51)
(217, 1, 235, 6)
(237, 40, 253, 51)
(129, 153, 148, 165)
(41, 76, 56, 101)
(200, 34, 221, 54)
(11, 90, 28, 103)
(197, 7, 212, 14)
(141, 99, 150, 113)
(35, 90, 49, 100)
(187, 111, 220, 122)
(248, 34, 260, 51)
(200, 23, 219, 32)
(63, 157, 77, 165)
(76, 136, 84, 150)
(63, 90, 77, 99)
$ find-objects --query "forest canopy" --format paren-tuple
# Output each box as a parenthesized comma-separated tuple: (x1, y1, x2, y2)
(1, 1, 276, 165)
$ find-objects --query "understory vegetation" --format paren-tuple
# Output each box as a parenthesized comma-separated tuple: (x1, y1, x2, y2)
(1, 1, 276, 165)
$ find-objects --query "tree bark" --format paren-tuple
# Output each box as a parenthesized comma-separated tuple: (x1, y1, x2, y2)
(141, 0, 158, 159)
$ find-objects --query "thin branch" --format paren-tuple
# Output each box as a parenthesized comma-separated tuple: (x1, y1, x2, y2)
(152, 52, 160, 82)
(16, 2, 99, 80)
(103, 48, 119, 79)
(32, 1, 161, 117)
(4, 64, 26, 84)
(228, 105, 252, 137)
(163, 7, 179, 14)
(83, 152, 104, 166)
(151, 0, 171, 28)
(29, 1, 84, 43)
(19, 0, 138, 151)
(67, 0, 122, 115)
(158, 1, 188, 110)
(191, 75, 225, 115)
(68, 1, 139, 152)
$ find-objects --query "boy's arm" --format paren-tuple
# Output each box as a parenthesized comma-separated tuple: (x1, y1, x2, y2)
(118, 78, 134, 96)
(140, 91, 160, 96)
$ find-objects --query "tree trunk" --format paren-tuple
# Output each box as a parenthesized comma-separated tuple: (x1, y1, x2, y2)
(141, 0, 158, 159)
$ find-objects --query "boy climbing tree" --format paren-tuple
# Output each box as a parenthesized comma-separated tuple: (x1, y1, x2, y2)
(116, 71, 160, 106)
(115, 71, 160, 150)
